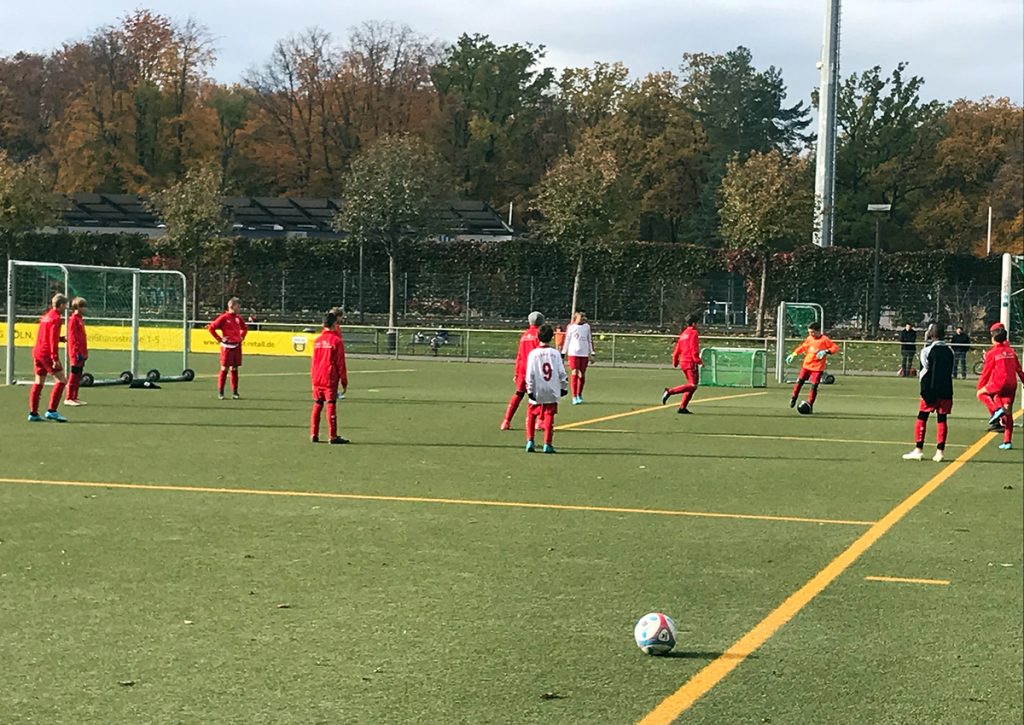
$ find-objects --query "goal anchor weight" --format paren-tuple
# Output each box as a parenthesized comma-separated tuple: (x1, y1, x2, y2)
(152, 368, 196, 384)
(79, 371, 134, 388)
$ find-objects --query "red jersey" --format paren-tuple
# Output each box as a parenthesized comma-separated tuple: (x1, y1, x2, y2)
(514, 325, 542, 381)
(978, 341, 1024, 393)
(208, 312, 248, 345)
(67, 312, 87, 360)
(311, 329, 348, 389)
(671, 326, 701, 367)
(32, 308, 63, 363)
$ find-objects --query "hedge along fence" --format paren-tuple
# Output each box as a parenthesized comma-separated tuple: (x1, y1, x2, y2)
(3, 232, 1005, 330)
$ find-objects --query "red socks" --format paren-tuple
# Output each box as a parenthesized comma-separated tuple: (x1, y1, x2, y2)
(29, 383, 43, 415)
(504, 393, 524, 425)
(48, 382, 65, 411)
(311, 401, 324, 437)
(230, 369, 239, 394)
(217, 370, 227, 394)
(326, 401, 337, 438)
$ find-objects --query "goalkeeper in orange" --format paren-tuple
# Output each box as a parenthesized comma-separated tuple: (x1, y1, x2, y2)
(787, 321, 839, 413)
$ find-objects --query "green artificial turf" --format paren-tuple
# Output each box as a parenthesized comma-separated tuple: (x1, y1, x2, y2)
(1, 354, 1021, 724)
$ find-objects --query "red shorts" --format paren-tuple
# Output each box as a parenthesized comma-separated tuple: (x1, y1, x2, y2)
(919, 398, 953, 415)
(33, 358, 58, 376)
(528, 402, 558, 416)
(220, 345, 243, 367)
(312, 386, 339, 403)
(798, 368, 823, 385)
(568, 356, 589, 373)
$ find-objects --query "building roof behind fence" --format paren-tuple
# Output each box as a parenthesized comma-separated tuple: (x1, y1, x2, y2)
(55, 193, 513, 240)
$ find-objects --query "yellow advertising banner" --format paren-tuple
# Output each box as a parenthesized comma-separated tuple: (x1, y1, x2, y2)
(0, 322, 315, 357)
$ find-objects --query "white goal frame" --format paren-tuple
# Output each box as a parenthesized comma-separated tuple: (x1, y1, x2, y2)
(5, 259, 189, 385)
(775, 302, 824, 383)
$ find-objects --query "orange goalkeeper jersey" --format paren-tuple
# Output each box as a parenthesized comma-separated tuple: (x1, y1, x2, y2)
(793, 334, 839, 372)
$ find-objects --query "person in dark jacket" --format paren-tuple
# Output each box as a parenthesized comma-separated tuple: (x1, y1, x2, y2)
(903, 323, 955, 462)
(950, 325, 970, 379)
(899, 323, 917, 376)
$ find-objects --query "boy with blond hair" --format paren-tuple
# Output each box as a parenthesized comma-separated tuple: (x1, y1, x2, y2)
(65, 297, 89, 406)
(28, 293, 69, 422)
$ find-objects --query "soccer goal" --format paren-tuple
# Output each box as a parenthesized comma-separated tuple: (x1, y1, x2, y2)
(4, 260, 191, 386)
(775, 302, 824, 383)
(1002, 252, 1023, 334)
(701, 347, 768, 388)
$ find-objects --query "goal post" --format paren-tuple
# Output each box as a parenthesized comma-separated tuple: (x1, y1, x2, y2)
(776, 302, 824, 383)
(4, 260, 189, 386)
(701, 347, 768, 388)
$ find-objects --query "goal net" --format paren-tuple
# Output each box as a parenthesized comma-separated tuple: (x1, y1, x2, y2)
(701, 347, 768, 388)
(4, 260, 189, 386)
(775, 302, 824, 383)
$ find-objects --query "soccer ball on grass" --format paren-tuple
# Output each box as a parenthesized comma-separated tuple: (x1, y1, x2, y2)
(634, 612, 677, 655)
(797, 400, 813, 415)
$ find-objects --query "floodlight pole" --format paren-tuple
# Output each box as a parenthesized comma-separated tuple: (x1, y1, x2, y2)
(813, 0, 841, 248)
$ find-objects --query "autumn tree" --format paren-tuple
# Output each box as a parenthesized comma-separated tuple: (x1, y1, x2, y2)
(336, 135, 450, 331)
(0, 150, 57, 259)
(912, 97, 1023, 253)
(431, 34, 556, 204)
(341, 21, 441, 143)
(679, 47, 811, 244)
(719, 149, 812, 335)
(244, 28, 342, 194)
(533, 134, 619, 316)
(595, 71, 709, 242)
(832, 63, 945, 250)
(147, 164, 226, 320)
(0, 53, 50, 162)
(559, 61, 630, 142)
(207, 85, 252, 190)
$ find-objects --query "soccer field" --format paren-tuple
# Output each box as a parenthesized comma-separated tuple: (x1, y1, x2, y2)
(1, 354, 1022, 724)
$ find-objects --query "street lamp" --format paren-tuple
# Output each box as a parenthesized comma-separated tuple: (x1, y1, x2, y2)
(867, 203, 891, 335)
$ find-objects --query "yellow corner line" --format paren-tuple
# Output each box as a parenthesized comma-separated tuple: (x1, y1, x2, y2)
(557, 391, 768, 431)
(636, 408, 1022, 725)
(0, 476, 873, 527)
(865, 575, 950, 586)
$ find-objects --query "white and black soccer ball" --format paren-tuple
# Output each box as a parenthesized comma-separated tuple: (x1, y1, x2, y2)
(634, 612, 677, 655)
(797, 400, 813, 415)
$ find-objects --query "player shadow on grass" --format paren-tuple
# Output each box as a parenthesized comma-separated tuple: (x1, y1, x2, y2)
(661, 650, 755, 661)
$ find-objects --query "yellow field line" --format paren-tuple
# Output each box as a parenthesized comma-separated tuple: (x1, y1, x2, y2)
(0, 476, 874, 527)
(637, 408, 1022, 725)
(864, 575, 950, 586)
(194, 369, 416, 379)
(557, 391, 768, 431)
(562, 429, 968, 449)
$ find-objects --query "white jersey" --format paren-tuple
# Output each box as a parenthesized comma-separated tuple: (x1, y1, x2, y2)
(562, 322, 594, 357)
(525, 345, 569, 404)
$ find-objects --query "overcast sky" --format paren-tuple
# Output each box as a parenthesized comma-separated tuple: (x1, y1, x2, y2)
(3, 0, 1022, 105)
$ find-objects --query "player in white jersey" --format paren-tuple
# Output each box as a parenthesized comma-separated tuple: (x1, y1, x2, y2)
(525, 324, 569, 453)
(562, 311, 595, 404)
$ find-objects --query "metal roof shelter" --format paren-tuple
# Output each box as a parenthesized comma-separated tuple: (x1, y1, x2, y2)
(57, 194, 513, 240)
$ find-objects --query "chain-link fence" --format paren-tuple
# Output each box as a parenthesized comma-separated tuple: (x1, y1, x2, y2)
(189, 266, 1010, 339)
(3, 262, 1016, 341)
